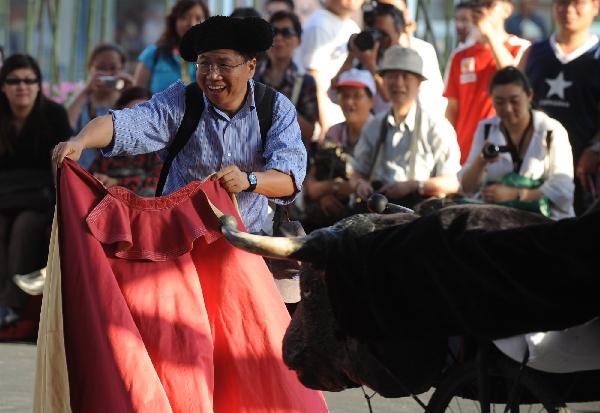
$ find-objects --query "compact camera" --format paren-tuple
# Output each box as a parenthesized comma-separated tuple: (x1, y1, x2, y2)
(98, 75, 125, 90)
(482, 143, 510, 159)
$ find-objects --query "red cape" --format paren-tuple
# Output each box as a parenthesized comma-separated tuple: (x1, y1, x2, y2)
(50, 160, 328, 413)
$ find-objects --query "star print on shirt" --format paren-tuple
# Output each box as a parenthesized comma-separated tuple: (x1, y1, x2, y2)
(545, 72, 573, 100)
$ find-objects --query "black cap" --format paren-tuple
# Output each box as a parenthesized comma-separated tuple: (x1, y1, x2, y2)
(180, 16, 273, 62)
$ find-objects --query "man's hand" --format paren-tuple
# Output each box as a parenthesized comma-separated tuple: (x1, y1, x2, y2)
(576, 147, 600, 191)
(380, 181, 415, 200)
(52, 140, 85, 169)
(356, 180, 374, 200)
(319, 194, 346, 217)
(212, 165, 249, 193)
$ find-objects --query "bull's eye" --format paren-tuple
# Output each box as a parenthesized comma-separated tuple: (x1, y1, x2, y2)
(301, 289, 312, 298)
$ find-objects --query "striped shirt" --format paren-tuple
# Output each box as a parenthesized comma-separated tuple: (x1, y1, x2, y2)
(105, 80, 306, 233)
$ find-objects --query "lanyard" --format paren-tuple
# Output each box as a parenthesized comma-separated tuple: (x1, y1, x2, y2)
(500, 112, 533, 173)
(175, 50, 191, 84)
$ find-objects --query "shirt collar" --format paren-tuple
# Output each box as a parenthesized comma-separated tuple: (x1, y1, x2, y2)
(550, 33, 600, 64)
(386, 102, 417, 131)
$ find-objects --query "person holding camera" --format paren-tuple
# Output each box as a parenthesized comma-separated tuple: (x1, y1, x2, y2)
(335, 1, 445, 115)
(444, 0, 530, 165)
(350, 47, 460, 209)
(66, 43, 133, 169)
(460, 67, 574, 219)
(303, 68, 375, 230)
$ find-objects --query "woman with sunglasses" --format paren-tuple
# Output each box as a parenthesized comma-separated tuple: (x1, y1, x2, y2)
(254, 11, 318, 146)
(0, 54, 71, 334)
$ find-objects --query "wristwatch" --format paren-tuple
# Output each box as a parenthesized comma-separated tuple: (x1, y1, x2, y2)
(245, 172, 257, 192)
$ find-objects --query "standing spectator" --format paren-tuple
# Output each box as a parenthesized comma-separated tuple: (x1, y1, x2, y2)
(254, 11, 318, 146)
(460, 67, 574, 220)
(351, 47, 460, 209)
(454, 1, 475, 46)
(298, 0, 361, 140)
(133, 0, 209, 94)
(0, 55, 71, 330)
(303, 68, 375, 229)
(520, 0, 600, 214)
(67, 43, 133, 169)
(444, 0, 530, 164)
(265, 0, 295, 17)
(506, 0, 549, 42)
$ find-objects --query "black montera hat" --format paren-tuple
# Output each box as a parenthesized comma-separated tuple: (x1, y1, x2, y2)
(180, 16, 273, 62)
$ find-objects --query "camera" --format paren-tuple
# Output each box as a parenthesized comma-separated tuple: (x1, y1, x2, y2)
(353, 29, 386, 51)
(98, 75, 125, 90)
(482, 143, 510, 159)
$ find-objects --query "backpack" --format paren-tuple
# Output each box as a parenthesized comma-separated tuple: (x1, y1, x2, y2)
(155, 81, 276, 196)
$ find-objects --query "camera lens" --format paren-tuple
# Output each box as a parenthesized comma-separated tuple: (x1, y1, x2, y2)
(482, 143, 500, 159)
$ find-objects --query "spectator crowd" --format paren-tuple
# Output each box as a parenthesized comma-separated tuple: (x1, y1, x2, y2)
(1, 0, 599, 340)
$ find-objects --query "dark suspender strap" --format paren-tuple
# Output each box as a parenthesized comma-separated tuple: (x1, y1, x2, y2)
(483, 123, 492, 141)
(155, 82, 204, 196)
(254, 81, 276, 152)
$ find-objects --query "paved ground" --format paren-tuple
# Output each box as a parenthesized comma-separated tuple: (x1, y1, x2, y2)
(2, 342, 599, 413)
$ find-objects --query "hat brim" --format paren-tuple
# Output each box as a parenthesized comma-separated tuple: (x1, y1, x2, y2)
(332, 80, 371, 90)
(378, 67, 427, 81)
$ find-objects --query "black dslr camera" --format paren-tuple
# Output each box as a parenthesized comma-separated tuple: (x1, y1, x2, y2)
(482, 143, 510, 159)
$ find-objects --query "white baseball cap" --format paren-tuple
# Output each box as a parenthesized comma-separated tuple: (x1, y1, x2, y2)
(330, 68, 377, 99)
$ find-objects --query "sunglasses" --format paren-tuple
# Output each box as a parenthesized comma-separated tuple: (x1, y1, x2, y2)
(272, 27, 298, 38)
(4, 78, 38, 86)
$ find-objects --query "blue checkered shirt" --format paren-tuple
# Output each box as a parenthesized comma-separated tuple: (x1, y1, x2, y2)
(105, 80, 306, 233)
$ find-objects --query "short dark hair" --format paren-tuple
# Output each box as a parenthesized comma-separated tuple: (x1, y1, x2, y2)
(269, 11, 302, 39)
(454, 1, 472, 11)
(373, 3, 405, 32)
(266, 0, 295, 11)
(230, 7, 262, 19)
(489, 66, 532, 95)
(115, 87, 152, 109)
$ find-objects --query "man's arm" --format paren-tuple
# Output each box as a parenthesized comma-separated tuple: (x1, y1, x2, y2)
(52, 115, 114, 168)
(445, 98, 459, 127)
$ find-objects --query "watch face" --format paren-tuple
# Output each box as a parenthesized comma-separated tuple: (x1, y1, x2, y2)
(248, 172, 257, 185)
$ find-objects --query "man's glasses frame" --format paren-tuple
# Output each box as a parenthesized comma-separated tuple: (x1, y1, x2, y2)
(4, 78, 39, 86)
(195, 61, 246, 76)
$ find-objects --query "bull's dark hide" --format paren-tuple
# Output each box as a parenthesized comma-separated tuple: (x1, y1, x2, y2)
(324, 206, 600, 342)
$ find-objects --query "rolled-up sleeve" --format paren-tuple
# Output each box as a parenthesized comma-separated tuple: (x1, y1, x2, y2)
(431, 117, 461, 178)
(264, 93, 307, 204)
(103, 81, 185, 157)
(540, 121, 574, 215)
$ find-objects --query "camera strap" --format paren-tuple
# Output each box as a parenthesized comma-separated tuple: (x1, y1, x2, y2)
(367, 110, 391, 181)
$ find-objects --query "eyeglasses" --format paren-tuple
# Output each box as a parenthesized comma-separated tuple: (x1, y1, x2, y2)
(272, 27, 298, 38)
(4, 78, 38, 86)
(195, 61, 246, 76)
(554, 0, 592, 10)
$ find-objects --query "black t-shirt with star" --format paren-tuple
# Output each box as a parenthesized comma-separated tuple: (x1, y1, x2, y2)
(525, 37, 600, 163)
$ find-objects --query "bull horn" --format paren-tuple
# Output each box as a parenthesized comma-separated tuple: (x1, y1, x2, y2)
(219, 215, 307, 259)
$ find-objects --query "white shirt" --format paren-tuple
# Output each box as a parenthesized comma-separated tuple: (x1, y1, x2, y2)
(352, 102, 461, 183)
(460, 110, 575, 220)
(299, 9, 361, 125)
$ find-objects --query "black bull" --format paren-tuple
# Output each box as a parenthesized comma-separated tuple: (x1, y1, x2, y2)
(218, 204, 600, 397)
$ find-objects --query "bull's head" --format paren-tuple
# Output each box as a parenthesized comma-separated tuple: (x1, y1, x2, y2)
(218, 199, 551, 396)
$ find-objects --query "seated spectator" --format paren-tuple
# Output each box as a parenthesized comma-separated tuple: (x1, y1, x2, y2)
(303, 69, 375, 230)
(460, 67, 574, 219)
(351, 47, 460, 209)
(133, 0, 208, 94)
(0, 54, 71, 331)
(87, 87, 162, 197)
(265, 0, 295, 17)
(254, 11, 318, 146)
(67, 43, 133, 169)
